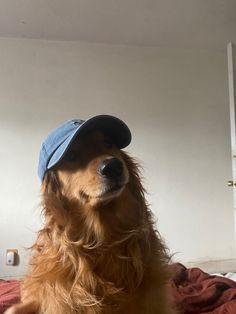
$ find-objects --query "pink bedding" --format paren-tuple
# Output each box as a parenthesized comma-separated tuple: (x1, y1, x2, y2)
(0, 280, 20, 314)
(2, 265, 236, 314)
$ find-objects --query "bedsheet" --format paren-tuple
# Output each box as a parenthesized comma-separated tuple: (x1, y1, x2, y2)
(0, 279, 20, 314)
(2, 265, 236, 314)
(168, 263, 236, 313)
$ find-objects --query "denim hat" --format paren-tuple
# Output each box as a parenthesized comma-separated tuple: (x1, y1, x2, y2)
(38, 115, 131, 182)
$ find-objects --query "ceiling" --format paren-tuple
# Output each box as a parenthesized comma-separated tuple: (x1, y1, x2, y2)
(0, 0, 235, 49)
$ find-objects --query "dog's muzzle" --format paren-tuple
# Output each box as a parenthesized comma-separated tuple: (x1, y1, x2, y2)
(95, 157, 128, 200)
(98, 157, 127, 195)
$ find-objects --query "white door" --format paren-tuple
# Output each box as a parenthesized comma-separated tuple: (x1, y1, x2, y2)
(227, 43, 236, 221)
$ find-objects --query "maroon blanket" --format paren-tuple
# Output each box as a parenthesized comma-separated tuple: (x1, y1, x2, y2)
(2, 265, 236, 314)
(0, 280, 20, 314)
(169, 263, 236, 313)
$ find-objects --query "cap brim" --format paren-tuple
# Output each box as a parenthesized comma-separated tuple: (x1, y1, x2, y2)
(48, 115, 131, 170)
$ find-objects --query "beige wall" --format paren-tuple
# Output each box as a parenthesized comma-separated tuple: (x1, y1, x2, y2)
(0, 37, 234, 278)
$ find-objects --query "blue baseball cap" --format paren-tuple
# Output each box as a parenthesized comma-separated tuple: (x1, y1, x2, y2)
(38, 115, 132, 182)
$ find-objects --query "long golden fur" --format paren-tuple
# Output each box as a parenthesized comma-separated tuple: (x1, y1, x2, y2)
(6, 131, 175, 314)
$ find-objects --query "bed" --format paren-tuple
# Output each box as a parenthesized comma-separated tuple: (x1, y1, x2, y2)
(1, 264, 236, 313)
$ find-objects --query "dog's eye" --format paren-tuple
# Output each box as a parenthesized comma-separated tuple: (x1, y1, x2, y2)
(104, 139, 113, 149)
(65, 151, 78, 162)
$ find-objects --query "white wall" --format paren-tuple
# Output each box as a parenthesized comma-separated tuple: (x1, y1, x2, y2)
(0, 37, 234, 278)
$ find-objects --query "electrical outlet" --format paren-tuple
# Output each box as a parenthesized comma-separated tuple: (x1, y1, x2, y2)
(6, 249, 18, 266)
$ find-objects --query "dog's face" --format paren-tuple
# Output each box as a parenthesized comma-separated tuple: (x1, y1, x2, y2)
(54, 131, 129, 206)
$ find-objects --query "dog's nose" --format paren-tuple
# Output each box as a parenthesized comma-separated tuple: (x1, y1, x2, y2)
(99, 158, 123, 179)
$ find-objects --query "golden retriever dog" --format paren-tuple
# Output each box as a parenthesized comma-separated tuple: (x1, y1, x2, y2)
(6, 116, 176, 314)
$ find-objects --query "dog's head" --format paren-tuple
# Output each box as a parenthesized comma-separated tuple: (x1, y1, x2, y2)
(40, 127, 148, 245)
(47, 130, 130, 206)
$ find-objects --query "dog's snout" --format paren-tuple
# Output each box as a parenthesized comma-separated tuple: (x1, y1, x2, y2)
(99, 158, 123, 179)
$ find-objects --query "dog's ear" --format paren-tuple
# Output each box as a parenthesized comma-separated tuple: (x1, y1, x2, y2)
(41, 170, 68, 227)
(121, 151, 146, 201)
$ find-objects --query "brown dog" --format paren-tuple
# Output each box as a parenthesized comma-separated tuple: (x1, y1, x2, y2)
(6, 127, 175, 314)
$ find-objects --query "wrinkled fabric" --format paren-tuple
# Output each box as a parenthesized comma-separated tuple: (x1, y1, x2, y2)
(2, 265, 236, 314)
(0, 280, 20, 314)
(168, 263, 236, 314)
